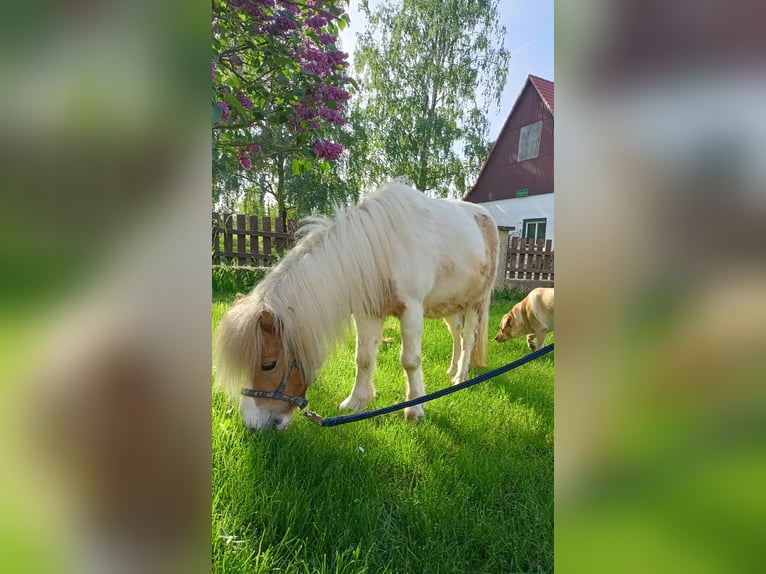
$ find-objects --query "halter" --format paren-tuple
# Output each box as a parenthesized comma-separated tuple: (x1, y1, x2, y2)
(240, 360, 309, 409)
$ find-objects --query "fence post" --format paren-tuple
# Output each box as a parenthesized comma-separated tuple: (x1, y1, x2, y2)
(495, 226, 514, 292)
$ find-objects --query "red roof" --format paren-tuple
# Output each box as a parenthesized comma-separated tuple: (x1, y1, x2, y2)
(529, 75, 554, 115)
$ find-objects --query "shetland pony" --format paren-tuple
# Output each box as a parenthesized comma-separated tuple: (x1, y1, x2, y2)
(215, 181, 498, 431)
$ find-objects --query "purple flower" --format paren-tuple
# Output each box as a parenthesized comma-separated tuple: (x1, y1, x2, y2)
(240, 156, 252, 170)
(212, 58, 217, 83)
(318, 106, 345, 125)
(244, 5, 267, 21)
(317, 33, 336, 46)
(248, 144, 261, 154)
(312, 140, 344, 161)
(326, 50, 348, 67)
(281, 1, 301, 15)
(300, 47, 332, 75)
(266, 14, 298, 35)
(320, 84, 350, 102)
(306, 15, 329, 30)
(236, 92, 253, 109)
(303, 61, 330, 76)
(217, 101, 230, 122)
(292, 103, 315, 121)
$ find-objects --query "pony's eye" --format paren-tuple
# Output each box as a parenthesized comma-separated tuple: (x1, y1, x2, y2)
(261, 361, 277, 371)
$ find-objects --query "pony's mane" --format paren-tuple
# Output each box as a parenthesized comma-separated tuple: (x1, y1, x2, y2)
(215, 181, 423, 398)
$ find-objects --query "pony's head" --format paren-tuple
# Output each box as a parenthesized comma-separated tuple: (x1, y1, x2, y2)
(215, 297, 308, 431)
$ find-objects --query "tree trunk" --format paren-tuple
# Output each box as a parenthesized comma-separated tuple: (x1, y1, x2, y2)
(276, 155, 288, 221)
(416, 83, 439, 193)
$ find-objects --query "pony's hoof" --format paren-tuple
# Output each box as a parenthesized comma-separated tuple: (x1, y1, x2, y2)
(451, 375, 467, 386)
(339, 395, 369, 412)
(404, 406, 424, 420)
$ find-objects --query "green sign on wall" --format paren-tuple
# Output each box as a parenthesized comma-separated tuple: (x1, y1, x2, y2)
(515, 189, 529, 198)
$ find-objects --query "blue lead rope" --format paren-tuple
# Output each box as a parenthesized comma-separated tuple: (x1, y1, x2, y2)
(302, 343, 554, 427)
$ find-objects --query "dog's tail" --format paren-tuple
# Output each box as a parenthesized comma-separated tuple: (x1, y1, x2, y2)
(470, 291, 491, 367)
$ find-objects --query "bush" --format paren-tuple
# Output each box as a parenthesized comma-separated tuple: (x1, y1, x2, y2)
(212, 265, 268, 300)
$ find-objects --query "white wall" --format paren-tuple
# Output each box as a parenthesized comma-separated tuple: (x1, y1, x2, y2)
(477, 194, 554, 246)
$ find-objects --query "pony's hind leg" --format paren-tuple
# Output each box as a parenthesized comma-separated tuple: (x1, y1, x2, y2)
(400, 303, 426, 420)
(453, 307, 479, 385)
(443, 314, 463, 377)
(340, 315, 384, 412)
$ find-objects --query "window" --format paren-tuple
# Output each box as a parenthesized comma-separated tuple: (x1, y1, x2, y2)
(518, 120, 542, 162)
(523, 218, 547, 241)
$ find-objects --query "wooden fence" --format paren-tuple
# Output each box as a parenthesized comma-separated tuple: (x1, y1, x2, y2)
(506, 237, 554, 281)
(212, 212, 297, 266)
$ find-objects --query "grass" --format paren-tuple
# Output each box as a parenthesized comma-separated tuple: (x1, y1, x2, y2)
(212, 290, 553, 573)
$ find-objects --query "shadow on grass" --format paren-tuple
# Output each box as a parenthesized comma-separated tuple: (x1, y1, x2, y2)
(214, 388, 553, 573)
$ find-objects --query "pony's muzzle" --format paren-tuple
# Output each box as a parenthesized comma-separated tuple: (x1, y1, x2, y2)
(240, 397, 295, 431)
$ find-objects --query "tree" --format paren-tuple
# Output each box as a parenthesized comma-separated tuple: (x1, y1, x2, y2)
(212, 0, 355, 210)
(354, 0, 509, 197)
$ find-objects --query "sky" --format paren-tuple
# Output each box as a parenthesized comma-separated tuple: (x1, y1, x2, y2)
(338, 0, 554, 140)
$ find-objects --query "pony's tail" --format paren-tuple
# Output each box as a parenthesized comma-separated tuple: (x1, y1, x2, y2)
(470, 291, 491, 367)
(214, 300, 262, 400)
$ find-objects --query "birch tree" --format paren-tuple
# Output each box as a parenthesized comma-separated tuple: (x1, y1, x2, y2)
(354, 0, 508, 196)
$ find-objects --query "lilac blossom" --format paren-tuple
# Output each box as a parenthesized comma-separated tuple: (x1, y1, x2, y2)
(217, 101, 230, 122)
(292, 103, 315, 121)
(214, 0, 352, 164)
(319, 84, 350, 102)
(312, 140, 344, 160)
(306, 15, 329, 30)
(317, 33, 336, 45)
(281, 2, 301, 15)
(317, 106, 345, 125)
(267, 14, 298, 35)
(239, 154, 253, 170)
(236, 92, 254, 109)
(325, 50, 348, 67)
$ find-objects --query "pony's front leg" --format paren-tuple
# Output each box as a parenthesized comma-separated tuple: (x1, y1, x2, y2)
(453, 307, 479, 385)
(443, 314, 463, 377)
(400, 304, 425, 420)
(340, 315, 384, 412)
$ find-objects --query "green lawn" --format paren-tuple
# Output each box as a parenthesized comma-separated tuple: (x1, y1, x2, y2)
(212, 290, 553, 573)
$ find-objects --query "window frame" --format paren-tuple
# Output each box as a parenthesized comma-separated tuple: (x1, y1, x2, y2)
(522, 217, 547, 241)
(517, 120, 543, 162)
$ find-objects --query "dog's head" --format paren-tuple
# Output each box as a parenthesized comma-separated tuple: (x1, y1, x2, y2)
(494, 305, 526, 342)
(494, 310, 515, 342)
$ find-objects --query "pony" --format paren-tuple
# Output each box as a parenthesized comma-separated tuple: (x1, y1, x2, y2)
(215, 181, 499, 431)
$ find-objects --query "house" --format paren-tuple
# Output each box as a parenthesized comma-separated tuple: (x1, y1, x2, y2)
(464, 74, 554, 245)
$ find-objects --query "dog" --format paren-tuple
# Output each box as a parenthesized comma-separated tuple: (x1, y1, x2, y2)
(494, 288, 554, 351)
